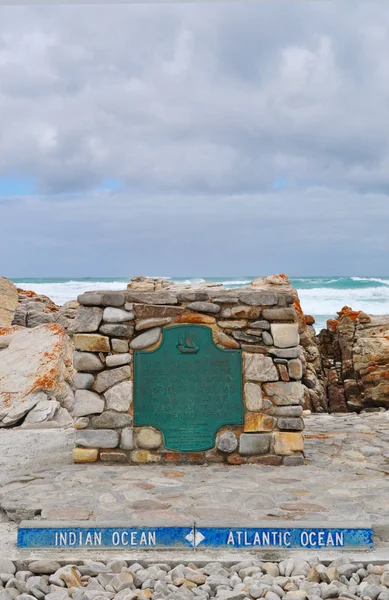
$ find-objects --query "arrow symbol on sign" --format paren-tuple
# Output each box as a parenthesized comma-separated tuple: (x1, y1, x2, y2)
(185, 528, 205, 547)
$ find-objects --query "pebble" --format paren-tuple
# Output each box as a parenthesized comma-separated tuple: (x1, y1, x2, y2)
(4, 556, 389, 600)
(0, 561, 15, 576)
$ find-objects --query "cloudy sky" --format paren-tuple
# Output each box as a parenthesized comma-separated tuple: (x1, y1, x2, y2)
(1, 0, 389, 277)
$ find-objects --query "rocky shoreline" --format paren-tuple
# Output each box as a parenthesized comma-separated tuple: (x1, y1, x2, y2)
(1, 274, 389, 431)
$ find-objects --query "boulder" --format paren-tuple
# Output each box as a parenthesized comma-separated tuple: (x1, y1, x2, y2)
(12, 288, 78, 332)
(0, 324, 74, 427)
(0, 277, 18, 327)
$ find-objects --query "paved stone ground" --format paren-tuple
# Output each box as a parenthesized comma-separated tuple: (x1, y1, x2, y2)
(1, 413, 389, 558)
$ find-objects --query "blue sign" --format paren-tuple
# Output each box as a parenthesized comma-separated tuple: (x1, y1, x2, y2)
(18, 522, 373, 550)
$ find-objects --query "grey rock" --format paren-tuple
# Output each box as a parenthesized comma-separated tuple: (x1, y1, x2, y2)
(104, 380, 133, 412)
(187, 302, 220, 314)
(100, 292, 126, 307)
(364, 586, 382, 600)
(73, 307, 103, 333)
(56, 382, 75, 412)
(283, 454, 305, 466)
(73, 390, 105, 417)
(262, 332, 274, 345)
(262, 308, 297, 321)
(93, 366, 131, 393)
(130, 328, 161, 350)
(135, 318, 172, 331)
(250, 320, 270, 330)
(75, 429, 119, 448)
(74, 352, 104, 372)
(77, 292, 104, 306)
(0, 592, 12, 600)
(103, 307, 134, 323)
(74, 373, 95, 390)
(24, 399, 59, 424)
(238, 291, 278, 306)
(120, 427, 134, 450)
(289, 359, 303, 380)
(45, 593, 71, 600)
(125, 291, 178, 305)
(216, 431, 238, 453)
(239, 433, 271, 455)
(177, 292, 209, 302)
(106, 560, 127, 574)
(111, 339, 129, 353)
(277, 417, 304, 431)
(105, 353, 132, 368)
(28, 560, 61, 575)
(111, 572, 135, 592)
(0, 561, 15, 576)
(269, 347, 300, 359)
(74, 417, 89, 429)
(78, 562, 109, 576)
(1, 391, 45, 427)
(243, 353, 278, 382)
(271, 323, 299, 349)
(91, 410, 132, 428)
(249, 586, 265, 600)
(244, 382, 264, 411)
(27, 311, 54, 328)
(273, 405, 303, 417)
(208, 290, 240, 303)
(263, 382, 304, 406)
(136, 427, 163, 450)
(206, 574, 231, 590)
(232, 331, 262, 343)
(113, 592, 137, 600)
(99, 324, 134, 339)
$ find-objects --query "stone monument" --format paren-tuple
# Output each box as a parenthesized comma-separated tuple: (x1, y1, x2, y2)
(72, 275, 305, 465)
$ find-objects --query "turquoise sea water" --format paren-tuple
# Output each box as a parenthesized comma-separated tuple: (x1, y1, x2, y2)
(10, 276, 389, 332)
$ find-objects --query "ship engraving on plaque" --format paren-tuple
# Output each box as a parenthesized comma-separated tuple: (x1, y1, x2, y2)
(134, 324, 243, 452)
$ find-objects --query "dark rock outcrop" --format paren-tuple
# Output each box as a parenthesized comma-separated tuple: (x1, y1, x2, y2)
(317, 306, 389, 412)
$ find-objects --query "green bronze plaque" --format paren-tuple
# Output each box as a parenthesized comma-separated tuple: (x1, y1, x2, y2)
(134, 325, 243, 452)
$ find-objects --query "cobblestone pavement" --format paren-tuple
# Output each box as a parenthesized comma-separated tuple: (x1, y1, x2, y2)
(1, 412, 389, 538)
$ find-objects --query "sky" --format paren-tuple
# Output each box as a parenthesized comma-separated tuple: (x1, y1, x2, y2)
(1, 0, 389, 277)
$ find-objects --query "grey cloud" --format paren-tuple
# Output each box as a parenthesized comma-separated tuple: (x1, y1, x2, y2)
(1, 188, 388, 277)
(1, 1, 389, 275)
(1, 1, 389, 195)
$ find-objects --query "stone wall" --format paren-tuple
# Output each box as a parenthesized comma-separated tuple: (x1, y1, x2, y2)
(72, 277, 305, 466)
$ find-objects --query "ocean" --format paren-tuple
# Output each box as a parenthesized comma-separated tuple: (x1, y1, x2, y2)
(9, 276, 389, 333)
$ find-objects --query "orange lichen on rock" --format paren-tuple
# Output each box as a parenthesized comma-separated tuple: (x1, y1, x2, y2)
(337, 306, 371, 323)
(327, 307, 371, 333)
(274, 273, 290, 283)
(327, 319, 339, 333)
(17, 288, 38, 298)
(292, 296, 306, 331)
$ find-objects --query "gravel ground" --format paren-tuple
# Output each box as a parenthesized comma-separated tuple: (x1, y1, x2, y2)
(2, 556, 389, 600)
